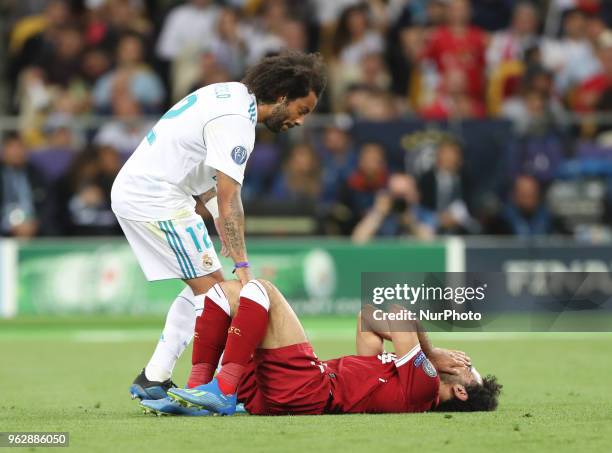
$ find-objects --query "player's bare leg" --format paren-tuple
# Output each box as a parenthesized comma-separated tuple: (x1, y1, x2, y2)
(130, 271, 224, 400)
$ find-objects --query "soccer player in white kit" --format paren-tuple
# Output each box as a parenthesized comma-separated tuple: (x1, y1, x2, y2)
(110, 52, 327, 399)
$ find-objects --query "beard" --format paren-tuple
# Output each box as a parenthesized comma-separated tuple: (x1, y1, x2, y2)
(264, 102, 291, 133)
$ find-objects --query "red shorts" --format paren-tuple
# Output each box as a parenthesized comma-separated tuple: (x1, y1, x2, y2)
(237, 342, 331, 415)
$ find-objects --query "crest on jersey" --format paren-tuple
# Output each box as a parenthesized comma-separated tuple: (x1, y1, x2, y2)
(422, 358, 437, 377)
(202, 253, 214, 270)
(231, 146, 247, 165)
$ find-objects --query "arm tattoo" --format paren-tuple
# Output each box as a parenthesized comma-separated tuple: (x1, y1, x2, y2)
(198, 187, 217, 204)
(221, 190, 247, 261)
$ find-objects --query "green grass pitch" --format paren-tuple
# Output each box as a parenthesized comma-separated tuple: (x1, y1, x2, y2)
(1, 316, 611, 453)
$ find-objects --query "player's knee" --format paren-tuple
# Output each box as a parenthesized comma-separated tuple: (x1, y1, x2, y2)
(241, 279, 273, 310)
(253, 279, 277, 301)
(218, 280, 241, 301)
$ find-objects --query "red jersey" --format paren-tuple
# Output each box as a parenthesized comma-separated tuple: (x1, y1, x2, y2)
(237, 343, 439, 415)
(324, 345, 440, 414)
(423, 26, 487, 100)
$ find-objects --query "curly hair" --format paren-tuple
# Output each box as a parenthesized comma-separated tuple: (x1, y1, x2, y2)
(433, 375, 502, 412)
(242, 51, 327, 104)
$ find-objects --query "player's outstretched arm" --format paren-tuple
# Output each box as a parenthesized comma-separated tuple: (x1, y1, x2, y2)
(216, 170, 253, 284)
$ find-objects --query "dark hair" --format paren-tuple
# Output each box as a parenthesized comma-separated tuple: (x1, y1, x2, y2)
(2, 131, 21, 145)
(434, 375, 502, 412)
(242, 51, 327, 104)
(332, 3, 369, 56)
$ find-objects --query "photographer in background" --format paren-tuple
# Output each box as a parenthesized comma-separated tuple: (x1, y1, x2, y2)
(352, 173, 436, 243)
(0, 133, 48, 238)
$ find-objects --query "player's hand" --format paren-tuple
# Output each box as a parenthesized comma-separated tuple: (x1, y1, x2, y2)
(234, 266, 254, 285)
(213, 217, 230, 257)
(427, 347, 471, 375)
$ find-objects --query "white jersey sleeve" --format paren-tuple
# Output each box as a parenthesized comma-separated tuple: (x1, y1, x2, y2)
(204, 114, 255, 185)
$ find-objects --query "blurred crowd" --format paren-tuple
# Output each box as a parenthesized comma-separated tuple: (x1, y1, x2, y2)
(3, 0, 612, 240)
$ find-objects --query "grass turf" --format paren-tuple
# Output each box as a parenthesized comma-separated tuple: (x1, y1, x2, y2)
(0, 316, 611, 453)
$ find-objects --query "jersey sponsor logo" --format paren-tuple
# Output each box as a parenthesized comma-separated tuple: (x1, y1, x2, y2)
(231, 146, 248, 165)
(422, 358, 437, 377)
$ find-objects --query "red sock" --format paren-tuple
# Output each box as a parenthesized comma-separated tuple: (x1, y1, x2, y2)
(188, 292, 231, 388)
(217, 294, 269, 395)
(187, 363, 216, 388)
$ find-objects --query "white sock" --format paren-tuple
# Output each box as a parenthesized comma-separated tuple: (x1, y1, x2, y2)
(145, 286, 205, 382)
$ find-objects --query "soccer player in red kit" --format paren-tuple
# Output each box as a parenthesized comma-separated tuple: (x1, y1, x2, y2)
(165, 279, 501, 415)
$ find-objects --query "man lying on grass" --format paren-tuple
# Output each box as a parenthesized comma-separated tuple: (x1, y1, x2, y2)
(141, 279, 501, 416)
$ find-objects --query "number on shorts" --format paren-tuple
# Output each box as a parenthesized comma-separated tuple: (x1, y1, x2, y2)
(186, 222, 213, 252)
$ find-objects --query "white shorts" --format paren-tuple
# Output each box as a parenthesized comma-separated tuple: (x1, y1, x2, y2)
(117, 214, 222, 281)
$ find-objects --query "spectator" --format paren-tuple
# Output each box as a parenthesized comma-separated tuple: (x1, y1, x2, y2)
(84, 0, 153, 51)
(271, 143, 321, 202)
(80, 47, 112, 86)
(336, 142, 388, 232)
(352, 173, 436, 243)
(94, 95, 153, 155)
(420, 67, 486, 120)
(496, 174, 553, 236)
(486, 2, 540, 73)
(574, 30, 612, 112)
(541, 8, 600, 93)
(280, 19, 309, 52)
(93, 32, 165, 113)
(0, 134, 47, 237)
(53, 147, 120, 236)
(243, 0, 288, 66)
(318, 125, 357, 205)
(8, 0, 72, 92)
(359, 52, 392, 92)
(312, 0, 362, 29)
(34, 24, 85, 88)
(189, 51, 232, 93)
(332, 4, 384, 66)
(208, 7, 249, 80)
(418, 140, 477, 234)
(329, 3, 385, 110)
(156, 0, 219, 63)
(25, 115, 81, 185)
(502, 67, 566, 135)
(421, 0, 488, 104)
(348, 87, 401, 120)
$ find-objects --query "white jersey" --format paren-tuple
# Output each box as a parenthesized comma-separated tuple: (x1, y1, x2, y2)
(111, 82, 257, 221)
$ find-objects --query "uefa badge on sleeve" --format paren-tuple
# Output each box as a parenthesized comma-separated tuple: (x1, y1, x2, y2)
(422, 358, 437, 378)
(231, 146, 247, 165)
